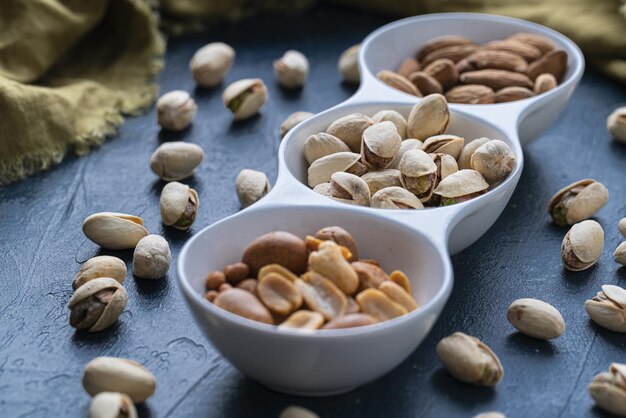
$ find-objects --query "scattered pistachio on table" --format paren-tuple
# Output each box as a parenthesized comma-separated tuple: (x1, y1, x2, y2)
(73, 255, 126, 290)
(83, 212, 149, 250)
(274, 50, 309, 88)
(160, 181, 199, 230)
(338, 44, 360, 84)
(615, 242, 626, 266)
(235, 169, 271, 208)
(89, 392, 137, 418)
(133, 235, 172, 279)
(561, 220, 604, 271)
(620, 218, 626, 238)
(150, 141, 204, 181)
(436, 332, 503, 386)
(280, 111, 314, 139)
(82, 357, 156, 403)
(156, 90, 197, 131)
(589, 363, 626, 416)
(223, 78, 268, 120)
(548, 179, 609, 226)
(190, 42, 235, 88)
(608, 107, 626, 144)
(585, 285, 626, 332)
(279, 405, 320, 418)
(68, 278, 127, 332)
(507, 298, 565, 340)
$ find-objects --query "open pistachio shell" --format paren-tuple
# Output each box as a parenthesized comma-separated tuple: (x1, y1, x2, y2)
(361, 121, 402, 169)
(274, 50, 309, 88)
(407, 94, 450, 140)
(236, 169, 271, 208)
(307, 152, 363, 187)
(620, 218, 626, 238)
(614, 242, 626, 266)
(329, 172, 371, 206)
(422, 134, 465, 160)
(68, 277, 127, 332)
(561, 220, 604, 271)
(458, 137, 491, 169)
(90, 392, 138, 418)
(326, 113, 373, 152)
(398, 149, 437, 177)
(304, 133, 350, 164)
(371, 187, 424, 209)
(361, 169, 402, 194)
(83, 212, 149, 250)
(585, 285, 626, 332)
(548, 179, 609, 226)
(470, 139, 516, 184)
(160, 181, 199, 230)
(589, 364, 626, 416)
(388, 138, 423, 169)
(222, 78, 268, 120)
(312, 182, 332, 197)
(372, 110, 408, 139)
(432, 153, 459, 180)
(434, 169, 489, 198)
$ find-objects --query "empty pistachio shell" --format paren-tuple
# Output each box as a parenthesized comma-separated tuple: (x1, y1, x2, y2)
(589, 363, 626, 416)
(304, 133, 351, 165)
(329, 172, 371, 206)
(313, 182, 332, 197)
(458, 137, 491, 170)
(434, 169, 489, 205)
(82, 357, 156, 402)
(399, 149, 437, 201)
(388, 138, 423, 169)
(422, 134, 465, 160)
(190, 42, 235, 87)
(280, 111, 313, 139)
(160, 181, 199, 230)
(431, 153, 458, 181)
(236, 169, 271, 208)
(585, 285, 626, 332)
(309, 240, 359, 295)
(436, 332, 503, 386)
(326, 113, 373, 152)
(361, 169, 402, 194)
(617, 242, 626, 266)
(338, 44, 360, 84)
(620, 218, 626, 238)
(407, 94, 450, 140)
(150, 142, 204, 181)
(607, 107, 626, 144)
(361, 121, 402, 169)
(307, 152, 365, 187)
(133, 235, 172, 279)
(69, 277, 127, 332)
(279, 310, 325, 330)
(296, 272, 348, 320)
(507, 298, 565, 339)
(83, 212, 149, 250)
(73, 256, 126, 290)
(274, 50, 309, 88)
(89, 392, 137, 418)
(561, 220, 604, 271)
(372, 110, 408, 139)
(371, 186, 424, 209)
(156, 90, 197, 131)
(223, 78, 268, 120)
(279, 406, 320, 418)
(548, 179, 609, 226)
(214, 288, 274, 324)
(470, 139, 516, 184)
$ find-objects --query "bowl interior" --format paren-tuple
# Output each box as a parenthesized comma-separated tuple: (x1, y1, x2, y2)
(179, 204, 449, 331)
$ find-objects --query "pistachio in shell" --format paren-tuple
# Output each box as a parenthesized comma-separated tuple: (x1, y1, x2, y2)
(589, 363, 626, 416)
(585, 284, 626, 332)
(307, 152, 366, 187)
(222, 78, 268, 120)
(470, 139, 516, 184)
(338, 44, 360, 84)
(614, 242, 626, 266)
(620, 218, 626, 238)
(561, 220, 604, 271)
(434, 169, 489, 206)
(242, 231, 308, 276)
(371, 186, 424, 209)
(82, 212, 149, 250)
(608, 107, 626, 144)
(458, 137, 491, 170)
(190, 42, 235, 87)
(360, 121, 402, 169)
(548, 179, 609, 226)
(89, 392, 137, 418)
(73, 256, 126, 290)
(421, 134, 465, 160)
(398, 149, 438, 202)
(329, 172, 371, 206)
(388, 138, 423, 169)
(427, 153, 459, 205)
(312, 182, 332, 197)
(304, 133, 351, 165)
(68, 278, 127, 332)
(236, 169, 271, 208)
(280, 111, 313, 139)
(160, 181, 199, 230)
(326, 113, 373, 152)
(407, 94, 450, 140)
(372, 110, 408, 139)
(156, 90, 197, 131)
(274, 50, 309, 88)
(150, 141, 204, 181)
(82, 357, 156, 403)
(361, 169, 402, 195)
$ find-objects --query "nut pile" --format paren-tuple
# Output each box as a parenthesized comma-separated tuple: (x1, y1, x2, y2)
(305, 94, 515, 208)
(204, 226, 418, 329)
(378, 33, 568, 103)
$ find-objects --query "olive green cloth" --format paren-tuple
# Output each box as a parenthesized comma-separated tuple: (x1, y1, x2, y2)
(0, 0, 163, 185)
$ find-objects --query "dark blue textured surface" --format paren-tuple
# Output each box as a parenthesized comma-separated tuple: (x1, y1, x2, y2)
(1, 5, 625, 418)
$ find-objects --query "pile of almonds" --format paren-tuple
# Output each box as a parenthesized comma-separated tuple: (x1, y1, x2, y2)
(204, 226, 418, 330)
(378, 33, 568, 104)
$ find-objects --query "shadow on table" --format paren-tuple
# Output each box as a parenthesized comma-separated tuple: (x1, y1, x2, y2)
(505, 332, 559, 356)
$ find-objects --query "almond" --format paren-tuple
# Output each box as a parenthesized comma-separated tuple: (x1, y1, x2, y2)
(408, 71, 443, 95)
(377, 70, 421, 96)
(495, 86, 535, 103)
(417, 35, 476, 61)
(460, 69, 533, 90)
(445, 85, 495, 104)
(527, 50, 567, 81)
(397, 58, 421, 78)
(483, 40, 542, 62)
(456, 50, 528, 73)
(508, 33, 556, 54)
(421, 44, 479, 67)
(423, 58, 458, 90)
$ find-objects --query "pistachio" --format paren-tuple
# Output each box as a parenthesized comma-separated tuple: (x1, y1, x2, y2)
(150, 141, 204, 181)
(417, 36, 476, 61)
(280, 111, 314, 139)
(361, 169, 402, 195)
(329, 172, 371, 206)
(460, 69, 533, 90)
(205, 271, 226, 291)
(436, 332, 503, 386)
(389, 270, 412, 294)
(82, 357, 156, 402)
(356, 288, 408, 321)
(371, 186, 424, 209)
(421, 44, 479, 67)
(160, 181, 199, 230)
(589, 363, 626, 416)
(73, 256, 126, 290)
(470, 139, 516, 184)
(242, 231, 308, 276)
(431, 153, 458, 181)
(585, 285, 626, 332)
(458, 137, 491, 169)
(495, 86, 535, 103)
(352, 261, 389, 290)
(483, 40, 542, 62)
(309, 240, 359, 294)
(223, 78, 268, 120)
(508, 33, 555, 54)
(133, 235, 172, 279)
(303, 133, 350, 165)
(534, 73, 558, 94)
(621, 218, 626, 238)
(445, 85, 495, 104)
(434, 169, 489, 205)
(507, 298, 565, 339)
(408, 72, 443, 96)
(377, 70, 421, 96)
(322, 313, 378, 329)
(527, 50, 568, 81)
(398, 149, 437, 202)
(379, 281, 418, 312)
(274, 50, 309, 88)
(156, 90, 197, 131)
(89, 392, 137, 418)
(422, 134, 465, 160)
(388, 138, 423, 169)
(258, 272, 303, 315)
(456, 50, 528, 73)
(296, 272, 347, 320)
(548, 179, 609, 226)
(423, 59, 458, 90)
(224, 262, 250, 284)
(307, 152, 366, 188)
(360, 121, 402, 169)
(338, 44, 360, 84)
(213, 288, 274, 324)
(279, 405, 320, 418)
(397, 58, 421, 78)
(236, 169, 271, 208)
(314, 226, 359, 261)
(279, 310, 324, 330)
(561, 220, 604, 271)
(312, 182, 332, 197)
(372, 110, 408, 139)
(608, 107, 626, 144)
(69, 277, 127, 332)
(83, 212, 149, 250)
(190, 42, 235, 88)
(326, 113, 373, 152)
(406, 94, 450, 140)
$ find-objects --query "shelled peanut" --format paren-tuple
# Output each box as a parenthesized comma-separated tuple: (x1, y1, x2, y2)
(379, 33, 567, 103)
(203, 226, 419, 330)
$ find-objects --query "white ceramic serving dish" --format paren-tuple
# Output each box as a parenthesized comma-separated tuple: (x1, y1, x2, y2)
(178, 13, 584, 396)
